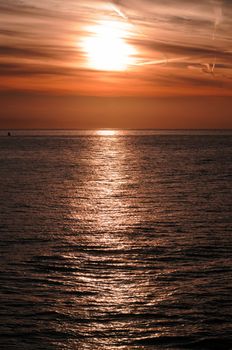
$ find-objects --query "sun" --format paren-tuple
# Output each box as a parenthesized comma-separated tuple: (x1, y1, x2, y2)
(82, 21, 136, 71)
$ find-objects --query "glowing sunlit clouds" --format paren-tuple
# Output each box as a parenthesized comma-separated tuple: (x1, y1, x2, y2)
(81, 20, 137, 71)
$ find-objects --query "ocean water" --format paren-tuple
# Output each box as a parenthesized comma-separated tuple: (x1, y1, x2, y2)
(0, 130, 231, 350)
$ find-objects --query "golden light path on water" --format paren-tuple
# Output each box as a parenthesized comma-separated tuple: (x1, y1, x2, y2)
(1, 132, 231, 349)
(64, 133, 172, 348)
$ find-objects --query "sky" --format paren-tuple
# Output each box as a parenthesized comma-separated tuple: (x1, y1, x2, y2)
(0, 0, 232, 129)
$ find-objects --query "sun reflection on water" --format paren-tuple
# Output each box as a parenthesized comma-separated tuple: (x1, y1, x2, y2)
(65, 135, 170, 347)
(96, 129, 118, 136)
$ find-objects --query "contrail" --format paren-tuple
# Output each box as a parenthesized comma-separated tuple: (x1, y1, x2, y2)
(110, 1, 169, 66)
(134, 58, 167, 66)
(202, 58, 217, 76)
(110, 1, 222, 73)
(209, 2, 222, 75)
(111, 1, 128, 20)
(188, 57, 217, 76)
(134, 56, 189, 67)
(212, 0, 222, 40)
(110, 1, 146, 37)
(197, 1, 222, 76)
(111, 4, 128, 20)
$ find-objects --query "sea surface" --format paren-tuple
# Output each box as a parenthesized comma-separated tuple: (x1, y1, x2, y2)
(0, 130, 231, 350)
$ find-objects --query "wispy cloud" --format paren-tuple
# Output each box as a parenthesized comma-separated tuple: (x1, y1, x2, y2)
(0, 0, 232, 96)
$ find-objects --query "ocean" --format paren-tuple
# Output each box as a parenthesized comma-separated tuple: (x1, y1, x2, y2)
(0, 130, 231, 349)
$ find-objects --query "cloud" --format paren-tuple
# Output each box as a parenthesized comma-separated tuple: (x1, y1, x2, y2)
(0, 61, 99, 78)
(0, 0, 231, 96)
(0, 45, 57, 59)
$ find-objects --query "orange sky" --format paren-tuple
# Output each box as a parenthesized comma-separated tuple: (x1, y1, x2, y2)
(0, 0, 232, 128)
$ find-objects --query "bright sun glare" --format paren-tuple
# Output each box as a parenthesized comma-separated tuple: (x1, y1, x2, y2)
(83, 21, 136, 71)
(96, 129, 117, 136)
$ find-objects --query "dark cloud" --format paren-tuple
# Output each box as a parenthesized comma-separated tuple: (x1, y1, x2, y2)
(0, 29, 22, 37)
(0, 45, 55, 59)
(0, 43, 87, 63)
(0, 61, 101, 78)
(0, 62, 69, 76)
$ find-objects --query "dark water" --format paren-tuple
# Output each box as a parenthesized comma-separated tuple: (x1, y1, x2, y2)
(0, 130, 231, 349)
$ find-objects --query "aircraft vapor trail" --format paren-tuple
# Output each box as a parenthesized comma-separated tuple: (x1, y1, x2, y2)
(111, 4, 128, 20)
(110, 1, 223, 72)
(110, 1, 146, 37)
(111, 1, 128, 20)
(110, 1, 171, 66)
(196, 1, 222, 76)
(134, 56, 189, 67)
(212, 0, 222, 40)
